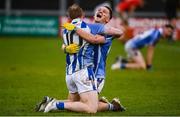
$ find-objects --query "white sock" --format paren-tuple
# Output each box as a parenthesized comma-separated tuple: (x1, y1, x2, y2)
(108, 103, 114, 111)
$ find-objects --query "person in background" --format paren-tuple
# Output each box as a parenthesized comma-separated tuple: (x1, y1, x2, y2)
(164, 0, 179, 42)
(111, 24, 174, 70)
(116, 0, 144, 24)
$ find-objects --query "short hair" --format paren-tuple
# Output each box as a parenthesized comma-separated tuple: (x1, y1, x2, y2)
(104, 6, 113, 20)
(165, 24, 174, 30)
(67, 4, 84, 20)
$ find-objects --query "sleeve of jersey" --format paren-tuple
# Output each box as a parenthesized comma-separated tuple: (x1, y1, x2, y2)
(62, 29, 67, 44)
(87, 23, 105, 35)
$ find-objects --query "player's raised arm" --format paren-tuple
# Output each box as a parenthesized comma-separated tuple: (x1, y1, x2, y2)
(104, 25, 125, 38)
(146, 45, 155, 69)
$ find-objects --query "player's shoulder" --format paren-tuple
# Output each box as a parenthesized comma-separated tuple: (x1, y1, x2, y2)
(71, 18, 89, 29)
(142, 28, 156, 36)
(148, 28, 161, 36)
(87, 23, 105, 34)
(87, 23, 105, 28)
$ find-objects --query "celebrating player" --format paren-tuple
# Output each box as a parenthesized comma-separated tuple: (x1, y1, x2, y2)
(111, 24, 174, 70)
(35, 4, 124, 114)
(63, 5, 125, 112)
(41, 4, 104, 114)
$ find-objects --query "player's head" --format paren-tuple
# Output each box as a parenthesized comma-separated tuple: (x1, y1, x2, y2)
(162, 24, 174, 38)
(94, 6, 112, 24)
(67, 4, 84, 20)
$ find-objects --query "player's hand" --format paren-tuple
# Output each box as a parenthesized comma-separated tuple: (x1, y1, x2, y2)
(64, 44, 80, 54)
(62, 23, 76, 31)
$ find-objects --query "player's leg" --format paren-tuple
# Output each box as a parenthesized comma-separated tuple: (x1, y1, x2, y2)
(35, 96, 76, 112)
(111, 42, 132, 70)
(96, 78, 109, 111)
(96, 78, 125, 112)
(124, 50, 146, 69)
(43, 91, 98, 113)
(96, 78, 112, 112)
(66, 67, 98, 113)
(64, 91, 98, 113)
(98, 96, 126, 112)
(67, 93, 80, 101)
(35, 74, 79, 112)
(111, 46, 146, 70)
(44, 67, 99, 113)
(98, 96, 127, 112)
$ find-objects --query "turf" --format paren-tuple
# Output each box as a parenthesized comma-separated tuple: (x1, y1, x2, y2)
(0, 37, 180, 116)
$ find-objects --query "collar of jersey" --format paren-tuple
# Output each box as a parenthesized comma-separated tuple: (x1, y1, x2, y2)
(71, 18, 82, 24)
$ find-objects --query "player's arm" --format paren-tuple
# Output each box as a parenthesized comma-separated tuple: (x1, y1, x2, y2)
(62, 23, 105, 44)
(76, 28, 105, 44)
(146, 45, 155, 69)
(62, 44, 66, 52)
(104, 25, 124, 38)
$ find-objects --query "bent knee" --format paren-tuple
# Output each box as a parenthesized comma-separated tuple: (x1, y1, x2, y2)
(84, 106, 97, 114)
(137, 63, 146, 69)
(86, 108, 97, 114)
(140, 64, 146, 69)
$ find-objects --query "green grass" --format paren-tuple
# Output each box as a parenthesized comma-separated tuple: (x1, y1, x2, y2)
(0, 36, 180, 116)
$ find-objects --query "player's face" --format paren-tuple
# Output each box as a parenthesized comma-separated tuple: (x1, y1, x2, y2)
(164, 27, 173, 37)
(94, 6, 110, 24)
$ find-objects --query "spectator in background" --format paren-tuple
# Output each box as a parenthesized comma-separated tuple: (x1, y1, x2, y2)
(165, 0, 179, 27)
(116, 0, 144, 24)
(114, 0, 144, 43)
(164, 0, 179, 41)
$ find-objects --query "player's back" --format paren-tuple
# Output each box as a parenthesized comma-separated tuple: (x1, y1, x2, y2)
(128, 28, 162, 49)
(63, 18, 94, 75)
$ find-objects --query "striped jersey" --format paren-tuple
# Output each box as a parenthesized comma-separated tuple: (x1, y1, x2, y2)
(63, 18, 94, 75)
(127, 28, 163, 49)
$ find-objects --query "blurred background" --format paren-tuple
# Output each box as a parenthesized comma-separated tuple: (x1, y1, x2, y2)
(0, 0, 179, 39)
(0, 0, 180, 116)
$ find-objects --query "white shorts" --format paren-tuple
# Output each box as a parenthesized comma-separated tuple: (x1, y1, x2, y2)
(66, 67, 97, 94)
(96, 78, 105, 94)
(125, 41, 141, 58)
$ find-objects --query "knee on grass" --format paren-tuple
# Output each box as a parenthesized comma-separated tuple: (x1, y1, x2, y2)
(85, 107, 97, 114)
(83, 105, 98, 114)
(138, 63, 146, 69)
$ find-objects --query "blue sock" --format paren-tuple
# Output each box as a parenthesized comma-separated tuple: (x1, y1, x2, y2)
(56, 102, 64, 110)
(120, 63, 126, 69)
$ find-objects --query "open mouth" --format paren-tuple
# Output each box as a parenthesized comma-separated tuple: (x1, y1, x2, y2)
(96, 13, 102, 18)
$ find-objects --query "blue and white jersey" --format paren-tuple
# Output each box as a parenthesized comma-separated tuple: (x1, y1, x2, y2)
(87, 23, 113, 79)
(128, 28, 163, 49)
(63, 18, 93, 75)
(93, 35, 113, 79)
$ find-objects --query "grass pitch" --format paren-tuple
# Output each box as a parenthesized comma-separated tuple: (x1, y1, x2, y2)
(0, 36, 180, 116)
